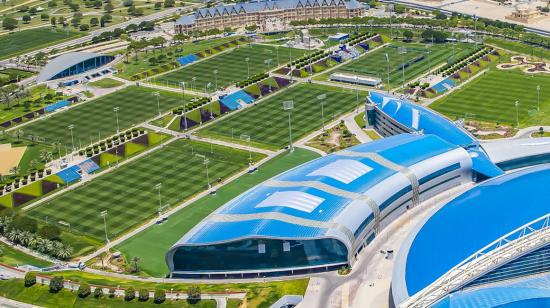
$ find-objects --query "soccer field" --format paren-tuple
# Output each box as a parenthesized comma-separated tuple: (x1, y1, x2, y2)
(0, 28, 81, 60)
(430, 69, 550, 126)
(329, 42, 474, 88)
(116, 148, 320, 277)
(155, 44, 308, 92)
(198, 83, 367, 149)
(21, 86, 192, 148)
(26, 140, 264, 240)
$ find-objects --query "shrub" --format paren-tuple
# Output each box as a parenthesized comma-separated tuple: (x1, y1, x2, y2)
(12, 216, 38, 233)
(24, 272, 36, 287)
(154, 289, 166, 304)
(49, 276, 64, 293)
(38, 225, 61, 241)
(109, 287, 116, 298)
(94, 287, 103, 298)
(187, 285, 201, 304)
(78, 283, 91, 298)
(138, 288, 149, 301)
(125, 287, 135, 301)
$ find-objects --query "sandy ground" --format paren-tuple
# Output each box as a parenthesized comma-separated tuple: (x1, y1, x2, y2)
(0, 144, 26, 174)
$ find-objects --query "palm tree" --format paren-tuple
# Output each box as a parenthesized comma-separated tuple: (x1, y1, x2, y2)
(27, 234, 38, 248)
(9, 166, 19, 176)
(0, 216, 12, 234)
(40, 150, 53, 163)
(7, 229, 22, 244)
(100, 251, 107, 270)
(51, 241, 64, 257)
(15, 129, 24, 141)
(35, 238, 48, 253)
(131, 256, 140, 273)
(57, 244, 73, 260)
(19, 231, 32, 246)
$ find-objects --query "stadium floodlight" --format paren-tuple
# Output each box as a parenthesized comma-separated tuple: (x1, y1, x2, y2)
(195, 154, 211, 190)
(355, 75, 360, 113)
(245, 57, 250, 78)
(67, 124, 75, 152)
(154, 183, 162, 215)
(276, 46, 279, 66)
(113, 107, 120, 134)
(240, 134, 252, 165)
(537, 85, 540, 111)
(398, 46, 407, 90)
(515, 100, 520, 127)
(191, 76, 196, 91)
(473, 12, 478, 46)
(385, 53, 390, 92)
(206, 82, 214, 118)
(152, 91, 161, 116)
(264, 58, 272, 71)
(317, 94, 326, 131)
(100, 210, 109, 244)
(213, 69, 218, 91)
(181, 82, 188, 130)
(283, 101, 294, 152)
(388, 3, 394, 39)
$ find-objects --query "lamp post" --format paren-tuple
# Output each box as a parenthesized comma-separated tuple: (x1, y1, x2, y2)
(100, 210, 109, 244)
(241, 134, 252, 166)
(398, 46, 407, 90)
(113, 107, 120, 134)
(196, 154, 211, 190)
(245, 57, 250, 78)
(67, 124, 75, 152)
(355, 75, 359, 113)
(317, 93, 326, 131)
(152, 91, 161, 116)
(181, 82, 188, 130)
(154, 183, 162, 214)
(276, 46, 279, 66)
(283, 100, 294, 152)
(537, 85, 540, 111)
(473, 12, 478, 47)
(515, 100, 520, 127)
(385, 53, 390, 92)
(264, 58, 272, 72)
(389, 2, 394, 39)
(206, 82, 213, 118)
(191, 76, 196, 91)
(213, 69, 218, 91)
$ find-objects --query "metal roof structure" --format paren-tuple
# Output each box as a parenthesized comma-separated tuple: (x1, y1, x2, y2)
(392, 164, 550, 306)
(36, 52, 113, 83)
(481, 137, 550, 164)
(167, 133, 473, 274)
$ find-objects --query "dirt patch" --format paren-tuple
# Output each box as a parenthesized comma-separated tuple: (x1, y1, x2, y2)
(0, 144, 26, 174)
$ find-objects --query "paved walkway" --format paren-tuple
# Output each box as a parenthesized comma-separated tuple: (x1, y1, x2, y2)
(0, 296, 39, 308)
(342, 107, 372, 143)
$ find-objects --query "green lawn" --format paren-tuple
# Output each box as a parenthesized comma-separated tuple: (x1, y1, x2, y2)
(0, 243, 52, 267)
(326, 42, 475, 88)
(198, 83, 367, 149)
(156, 44, 308, 92)
(117, 148, 320, 277)
(20, 86, 194, 148)
(430, 68, 550, 127)
(0, 28, 81, 60)
(88, 78, 125, 88)
(0, 84, 65, 124)
(27, 140, 264, 241)
(484, 37, 550, 60)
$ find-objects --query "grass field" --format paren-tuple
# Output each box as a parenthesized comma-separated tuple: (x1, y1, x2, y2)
(20, 86, 193, 148)
(26, 140, 264, 241)
(0, 243, 52, 268)
(88, 78, 124, 88)
(155, 44, 308, 92)
(484, 37, 550, 60)
(0, 28, 81, 60)
(117, 148, 320, 277)
(430, 68, 550, 127)
(325, 42, 475, 88)
(198, 83, 367, 149)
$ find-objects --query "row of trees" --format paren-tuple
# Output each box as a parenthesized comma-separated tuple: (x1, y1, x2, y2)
(0, 215, 73, 260)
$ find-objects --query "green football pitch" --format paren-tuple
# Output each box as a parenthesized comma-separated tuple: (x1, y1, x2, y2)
(430, 68, 550, 127)
(155, 44, 308, 92)
(199, 83, 367, 149)
(116, 148, 320, 277)
(328, 42, 475, 89)
(0, 28, 81, 60)
(20, 86, 193, 148)
(26, 139, 264, 240)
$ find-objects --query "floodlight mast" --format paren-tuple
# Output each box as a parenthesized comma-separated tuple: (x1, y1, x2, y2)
(241, 134, 252, 165)
(100, 210, 109, 244)
(385, 53, 390, 93)
(283, 101, 294, 152)
(537, 85, 541, 111)
(196, 154, 211, 190)
(154, 183, 162, 214)
(317, 94, 326, 131)
(113, 107, 120, 134)
(515, 100, 520, 127)
(398, 46, 407, 90)
(152, 91, 161, 116)
(67, 124, 75, 153)
(181, 82, 188, 130)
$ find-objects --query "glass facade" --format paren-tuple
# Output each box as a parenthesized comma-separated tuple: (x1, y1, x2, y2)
(49, 55, 115, 81)
(171, 238, 348, 272)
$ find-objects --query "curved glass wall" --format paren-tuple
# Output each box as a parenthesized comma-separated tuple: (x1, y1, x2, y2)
(171, 238, 348, 272)
(49, 55, 115, 81)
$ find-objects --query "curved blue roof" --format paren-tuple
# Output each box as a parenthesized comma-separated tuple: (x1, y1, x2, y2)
(173, 134, 462, 249)
(368, 92, 476, 148)
(398, 164, 550, 298)
(433, 273, 550, 308)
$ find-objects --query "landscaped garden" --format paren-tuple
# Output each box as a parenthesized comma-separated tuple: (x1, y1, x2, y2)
(198, 83, 367, 149)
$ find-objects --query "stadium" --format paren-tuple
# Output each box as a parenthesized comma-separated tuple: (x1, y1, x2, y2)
(36, 51, 116, 85)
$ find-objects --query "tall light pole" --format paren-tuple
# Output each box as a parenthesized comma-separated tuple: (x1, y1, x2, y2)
(67, 124, 75, 152)
(537, 85, 540, 111)
(181, 82, 188, 130)
(317, 93, 326, 131)
(154, 183, 162, 213)
(245, 57, 250, 78)
(113, 107, 120, 134)
(196, 154, 211, 190)
(515, 100, 520, 127)
(355, 76, 359, 113)
(398, 46, 407, 90)
(264, 58, 272, 72)
(191, 76, 196, 91)
(473, 12, 478, 47)
(389, 3, 394, 39)
(152, 91, 161, 116)
(241, 134, 252, 166)
(213, 69, 218, 91)
(276, 46, 279, 66)
(206, 82, 213, 118)
(283, 100, 294, 152)
(100, 210, 109, 244)
(385, 53, 390, 93)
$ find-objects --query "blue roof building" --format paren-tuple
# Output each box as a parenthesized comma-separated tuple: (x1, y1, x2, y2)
(37, 52, 115, 83)
(166, 134, 473, 278)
